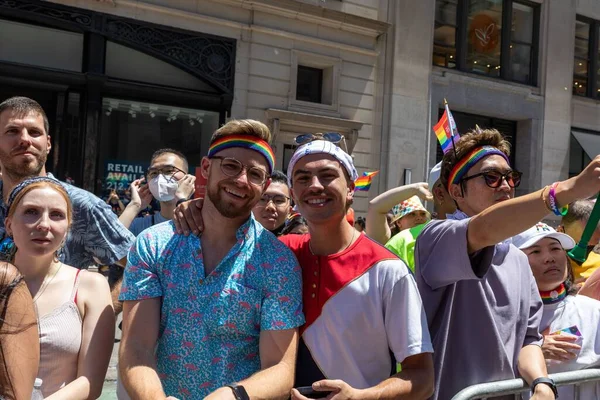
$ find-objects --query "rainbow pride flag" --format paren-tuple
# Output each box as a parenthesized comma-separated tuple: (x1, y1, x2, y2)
(433, 101, 460, 154)
(355, 171, 379, 191)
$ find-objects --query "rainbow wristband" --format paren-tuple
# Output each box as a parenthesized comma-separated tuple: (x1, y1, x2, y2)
(548, 182, 568, 216)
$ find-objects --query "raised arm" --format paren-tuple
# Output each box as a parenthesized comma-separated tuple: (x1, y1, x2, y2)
(467, 157, 600, 253)
(119, 298, 167, 400)
(366, 183, 432, 244)
(119, 179, 152, 230)
(45, 272, 115, 400)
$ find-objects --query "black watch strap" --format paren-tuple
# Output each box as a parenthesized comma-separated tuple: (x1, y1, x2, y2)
(226, 384, 250, 400)
(531, 377, 558, 398)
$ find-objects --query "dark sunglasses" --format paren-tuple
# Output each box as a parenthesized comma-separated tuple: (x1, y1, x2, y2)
(294, 132, 348, 152)
(461, 170, 522, 189)
(295, 132, 343, 145)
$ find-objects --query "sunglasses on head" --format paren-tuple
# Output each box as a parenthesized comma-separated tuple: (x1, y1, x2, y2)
(461, 169, 522, 189)
(294, 132, 348, 152)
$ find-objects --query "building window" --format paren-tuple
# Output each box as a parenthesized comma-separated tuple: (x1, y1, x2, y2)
(433, 0, 540, 85)
(433, 0, 458, 68)
(570, 130, 598, 177)
(435, 110, 517, 167)
(97, 98, 220, 196)
(573, 17, 598, 98)
(296, 66, 324, 103)
(0, 18, 83, 72)
(290, 50, 340, 114)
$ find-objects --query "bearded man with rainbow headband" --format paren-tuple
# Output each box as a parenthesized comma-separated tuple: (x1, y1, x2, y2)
(414, 127, 600, 400)
(119, 119, 304, 400)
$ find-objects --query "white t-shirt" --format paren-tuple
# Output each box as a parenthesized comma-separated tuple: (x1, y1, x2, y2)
(540, 295, 600, 399)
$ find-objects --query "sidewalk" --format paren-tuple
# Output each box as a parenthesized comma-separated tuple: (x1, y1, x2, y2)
(99, 314, 121, 400)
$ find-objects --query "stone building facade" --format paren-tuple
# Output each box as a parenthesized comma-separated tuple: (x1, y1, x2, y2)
(2, 0, 600, 213)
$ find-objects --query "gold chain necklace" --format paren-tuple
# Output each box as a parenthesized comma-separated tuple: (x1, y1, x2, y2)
(309, 228, 357, 255)
(32, 262, 63, 303)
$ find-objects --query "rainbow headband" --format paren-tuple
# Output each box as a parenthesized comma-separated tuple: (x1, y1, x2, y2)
(208, 135, 275, 173)
(448, 146, 509, 190)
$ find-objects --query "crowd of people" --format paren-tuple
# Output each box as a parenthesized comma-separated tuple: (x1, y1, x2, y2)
(2, 95, 600, 400)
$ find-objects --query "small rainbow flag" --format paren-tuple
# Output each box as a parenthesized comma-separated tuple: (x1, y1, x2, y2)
(355, 171, 379, 191)
(433, 100, 460, 154)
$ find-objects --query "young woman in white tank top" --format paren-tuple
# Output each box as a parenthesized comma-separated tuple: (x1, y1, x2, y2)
(5, 177, 115, 399)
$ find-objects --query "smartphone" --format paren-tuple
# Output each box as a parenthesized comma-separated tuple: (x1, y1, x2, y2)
(550, 325, 584, 350)
(551, 325, 582, 337)
(295, 386, 332, 399)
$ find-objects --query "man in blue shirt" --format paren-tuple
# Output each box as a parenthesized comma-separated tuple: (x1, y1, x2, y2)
(0, 96, 134, 270)
(119, 119, 304, 400)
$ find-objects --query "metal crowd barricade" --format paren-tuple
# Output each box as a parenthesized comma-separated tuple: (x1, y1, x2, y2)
(451, 369, 600, 400)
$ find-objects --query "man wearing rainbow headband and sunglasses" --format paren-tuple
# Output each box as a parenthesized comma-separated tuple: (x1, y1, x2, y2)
(414, 127, 600, 400)
(119, 119, 304, 400)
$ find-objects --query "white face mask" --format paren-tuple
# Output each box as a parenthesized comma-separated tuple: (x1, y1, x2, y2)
(149, 174, 178, 202)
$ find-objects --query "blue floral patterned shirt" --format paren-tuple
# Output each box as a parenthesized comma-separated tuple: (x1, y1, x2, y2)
(119, 217, 304, 399)
(0, 174, 135, 268)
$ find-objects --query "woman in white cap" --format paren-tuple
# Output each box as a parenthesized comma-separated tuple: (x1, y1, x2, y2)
(514, 222, 600, 399)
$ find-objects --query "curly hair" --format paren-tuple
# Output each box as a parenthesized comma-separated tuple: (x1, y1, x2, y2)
(210, 119, 272, 144)
(440, 128, 511, 192)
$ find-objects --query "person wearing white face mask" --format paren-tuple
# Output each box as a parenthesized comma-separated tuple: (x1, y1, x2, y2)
(119, 148, 196, 236)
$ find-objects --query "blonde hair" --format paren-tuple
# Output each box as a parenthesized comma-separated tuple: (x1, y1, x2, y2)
(210, 119, 272, 144)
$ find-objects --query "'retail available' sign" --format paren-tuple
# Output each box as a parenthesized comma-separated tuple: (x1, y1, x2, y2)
(104, 160, 148, 193)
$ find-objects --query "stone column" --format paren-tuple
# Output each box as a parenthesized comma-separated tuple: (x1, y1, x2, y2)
(380, 0, 436, 190)
(540, 0, 577, 185)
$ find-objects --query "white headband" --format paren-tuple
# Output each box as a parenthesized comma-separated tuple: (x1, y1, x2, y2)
(287, 140, 358, 185)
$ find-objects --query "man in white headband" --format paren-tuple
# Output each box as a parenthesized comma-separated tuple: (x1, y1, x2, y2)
(283, 139, 434, 400)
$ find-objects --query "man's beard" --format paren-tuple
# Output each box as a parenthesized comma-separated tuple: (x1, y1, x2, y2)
(207, 181, 255, 219)
(0, 149, 46, 182)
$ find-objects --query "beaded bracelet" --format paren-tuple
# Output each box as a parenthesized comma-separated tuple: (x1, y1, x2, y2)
(548, 182, 568, 216)
(540, 186, 553, 213)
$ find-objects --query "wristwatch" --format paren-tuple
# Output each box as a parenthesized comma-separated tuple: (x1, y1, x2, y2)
(226, 383, 250, 400)
(531, 377, 558, 398)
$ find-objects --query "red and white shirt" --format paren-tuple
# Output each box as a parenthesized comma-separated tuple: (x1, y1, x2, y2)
(281, 233, 433, 389)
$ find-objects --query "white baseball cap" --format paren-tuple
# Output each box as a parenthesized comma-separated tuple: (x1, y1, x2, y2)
(428, 162, 442, 191)
(512, 222, 576, 250)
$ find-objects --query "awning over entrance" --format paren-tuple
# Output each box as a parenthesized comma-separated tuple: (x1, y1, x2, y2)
(572, 130, 600, 160)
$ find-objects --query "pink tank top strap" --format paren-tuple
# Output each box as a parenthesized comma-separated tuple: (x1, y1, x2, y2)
(71, 269, 84, 304)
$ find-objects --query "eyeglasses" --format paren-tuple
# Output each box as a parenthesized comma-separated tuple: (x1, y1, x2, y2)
(146, 165, 186, 181)
(210, 156, 269, 186)
(257, 194, 290, 207)
(295, 132, 348, 152)
(461, 170, 522, 189)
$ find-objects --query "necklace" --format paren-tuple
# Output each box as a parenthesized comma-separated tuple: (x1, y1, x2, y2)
(32, 262, 63, 303)
(309, 228, 357, 255)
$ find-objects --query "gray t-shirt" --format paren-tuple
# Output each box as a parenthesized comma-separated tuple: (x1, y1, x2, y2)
(415, 218, 543, 400)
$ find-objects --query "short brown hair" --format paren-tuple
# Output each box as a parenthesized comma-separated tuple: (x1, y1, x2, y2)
(0, 96, 49, 135)
(210, 119, 272, 144)
(440, 128, 511, 190)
